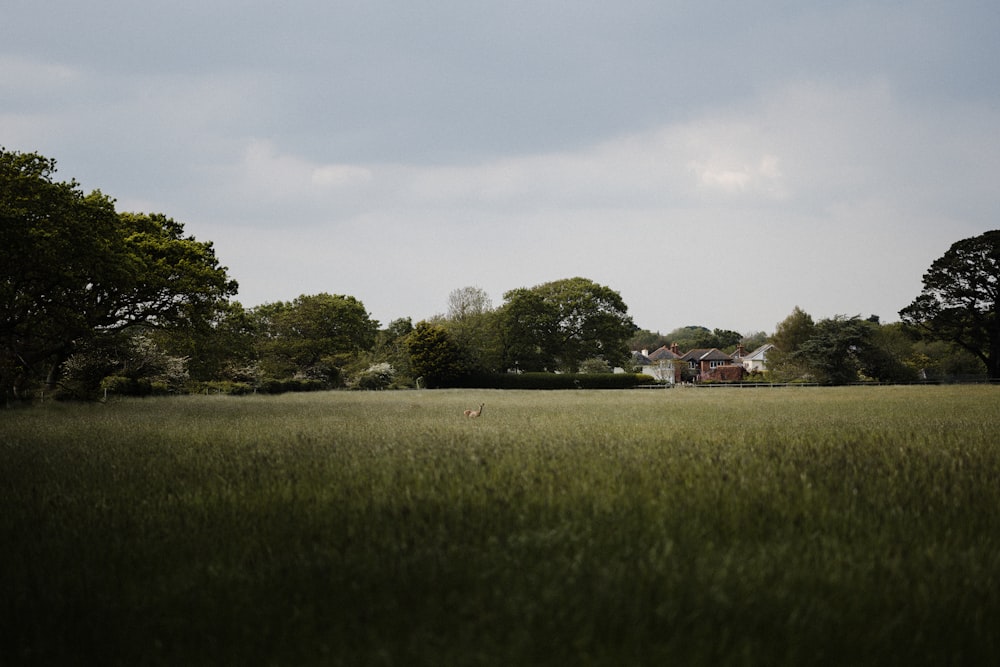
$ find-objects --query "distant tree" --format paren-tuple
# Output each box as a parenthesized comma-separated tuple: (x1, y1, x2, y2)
(899, 230, 999, 379)
(766, 307, 816, 381)
(740, 331, 770, 352)
(407, 321, 463, 387)
(447, 286, 493, 321)
(498, 288, 559, 372)
(60, 330, 189, 399)
(443, 286, 501, 374)
(153, 300, 258, 382)
(791, 316, 871, 384)
(499, 277, 636, 373)
(784, 316, 919, 385)
(906, 338, 987, 380)
(253, 293, 378, 385)
(861, 322, 920, 383)
(653, 326, 745, 352)
(627, 329, 670, 352)
(1, 149, 237, 401)
(712, 328, 744, 351)
(664, 325, 714, 350)
(370, 317, 415, 383)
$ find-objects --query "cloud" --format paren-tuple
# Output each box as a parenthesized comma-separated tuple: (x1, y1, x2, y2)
(196, 77, 998, 333)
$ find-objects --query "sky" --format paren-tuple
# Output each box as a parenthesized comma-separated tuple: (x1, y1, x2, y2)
(4, 1, 999, 335)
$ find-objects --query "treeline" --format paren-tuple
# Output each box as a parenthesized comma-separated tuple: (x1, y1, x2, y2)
(31, 280, 648, 399)
(3, 149, 995, 401)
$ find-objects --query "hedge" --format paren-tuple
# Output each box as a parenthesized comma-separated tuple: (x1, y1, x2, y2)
(451, 372, 655, 390)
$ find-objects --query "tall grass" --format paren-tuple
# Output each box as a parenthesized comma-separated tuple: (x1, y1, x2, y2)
(2, 387, 999, 665)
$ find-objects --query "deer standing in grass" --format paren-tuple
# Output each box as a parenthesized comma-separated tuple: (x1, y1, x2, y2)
(464, 403, 484, 418)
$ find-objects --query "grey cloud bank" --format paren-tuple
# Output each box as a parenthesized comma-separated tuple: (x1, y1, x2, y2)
(4, 1, 998, 333)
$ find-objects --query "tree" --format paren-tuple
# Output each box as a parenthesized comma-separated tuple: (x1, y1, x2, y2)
(792, 316, 871, 384)
(60, 330, 190, 399)
(1, 149, 237, 400)
(663, 325, 714, 351)
(740, 331, 770, 353)
(766, 306, 816, 381)
(627, 329, 670, 353)
(499, 277, 636, 373)
(899, 230, 1000, 379)
(861, 322, 920, 383)
(443, 286, 501, 374)
(368, 317, 415, 384)
(253, 293, 378, 385)
(153, 300, 260, 383)
(406, 321, 463, 387)
(498, 288, 558, 372)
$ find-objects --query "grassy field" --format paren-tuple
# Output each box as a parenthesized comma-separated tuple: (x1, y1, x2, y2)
(2, 386, 999, 666)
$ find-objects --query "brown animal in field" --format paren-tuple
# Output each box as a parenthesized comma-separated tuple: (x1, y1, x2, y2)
(463, 403, 484, 418)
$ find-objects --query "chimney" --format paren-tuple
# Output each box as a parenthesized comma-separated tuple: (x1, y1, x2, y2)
(736, 344, 745, 357)
(670, 342, 679, 355)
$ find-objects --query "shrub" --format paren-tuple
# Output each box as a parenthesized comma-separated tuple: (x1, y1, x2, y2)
(353, 362, 396, 390)
(259, 378, 327, 394)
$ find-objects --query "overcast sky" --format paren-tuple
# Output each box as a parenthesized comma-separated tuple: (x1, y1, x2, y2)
(4, 1, 998, 334)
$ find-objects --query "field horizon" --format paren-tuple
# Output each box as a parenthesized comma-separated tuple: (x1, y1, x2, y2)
(3, 386, 999, 665)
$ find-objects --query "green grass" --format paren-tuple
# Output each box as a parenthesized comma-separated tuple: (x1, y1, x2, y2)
(3, 386, 1000, 666)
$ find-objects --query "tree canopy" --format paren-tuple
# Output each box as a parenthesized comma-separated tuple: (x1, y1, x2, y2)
(499, 277, 635, 373)
(252, 293, 378, 385)
(899, 230, 1000, 379)
(1, 149, 237, 400)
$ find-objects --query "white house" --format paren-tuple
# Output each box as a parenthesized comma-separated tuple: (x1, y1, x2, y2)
(738, 343, 775, 373)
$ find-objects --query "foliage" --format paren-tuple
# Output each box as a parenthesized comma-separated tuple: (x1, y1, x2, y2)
(406, 321, 464, 387)
(58, 331, 189, 399)
(370, 317, 415, 382)
(252, 293, 378, 385)
(454, 372, 654, 389)
(627, 328, 670, 352)
(257, 377, 326, 394)
(766, 306, 817, 381)
(497, 287, 557, 372)
(353, 362, 397, 390)
(906, 338, 987, 380)
(3, 388, 999, 666)
(791, 316, 873, 384)
(153, 300, 259, 382)
(499, 277, 636, 372)
(739, 330, 770, 352)
(900, 229, 999, 378)
(0, 148, 237, 401)
(660, 325, 742, 352)
(442, 286, 501, 374)
(579, 357, 612, 373)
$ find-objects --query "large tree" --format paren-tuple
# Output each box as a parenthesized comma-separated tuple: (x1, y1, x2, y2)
(1, 149, 237, 400)
(406, 321, 463, 387)
(764, 306, 816, 381)
(499, 277, 636, 373)
(900, 230, 1000, 379)
(252, 293, 378, 384)
(443, 286, 501, 374)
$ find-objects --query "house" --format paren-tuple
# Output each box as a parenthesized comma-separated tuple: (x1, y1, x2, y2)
(680, 348, 739, 380)
(626, 342, 765, 383)
(737, 343, 775, 373)
(645, 345, 683, 384)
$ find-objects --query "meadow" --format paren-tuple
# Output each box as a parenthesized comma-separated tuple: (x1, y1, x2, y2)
(2, 386, 999, 666)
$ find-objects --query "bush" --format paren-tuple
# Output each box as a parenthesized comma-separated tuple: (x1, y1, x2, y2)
(353, 362, 396, 390)
(98, 375, 162, 398)
(190, 381, 256, 395)
(259, 378, 327, 394)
